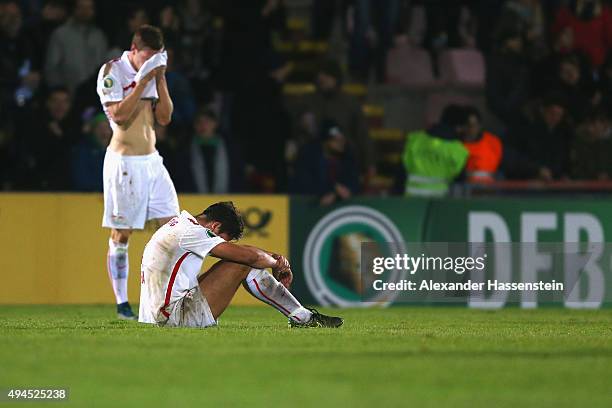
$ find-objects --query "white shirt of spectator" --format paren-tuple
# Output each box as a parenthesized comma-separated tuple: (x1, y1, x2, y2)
(96, 51, 159, 131)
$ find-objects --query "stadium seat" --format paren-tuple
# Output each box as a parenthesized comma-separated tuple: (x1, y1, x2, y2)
(386, 45, 437, 88)
(438, 48, 485, 89)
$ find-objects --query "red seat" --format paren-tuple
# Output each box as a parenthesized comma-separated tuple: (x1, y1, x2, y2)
(386, 45, 437, 88)
(438, 48, 485, 88)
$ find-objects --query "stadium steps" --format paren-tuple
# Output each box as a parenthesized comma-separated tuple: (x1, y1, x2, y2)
(275, 40, 329, 53)
(282, 83, 367, 97)
(369, 128, 404, 142)
(363, 104, 385, 128)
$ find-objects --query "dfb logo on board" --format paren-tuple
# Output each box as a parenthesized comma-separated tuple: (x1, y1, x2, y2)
(303, 205, 406, 307)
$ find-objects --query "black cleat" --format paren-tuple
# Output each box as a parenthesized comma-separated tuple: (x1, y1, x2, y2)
(117, 302, 137, 320)
(289, 308, 343, 328)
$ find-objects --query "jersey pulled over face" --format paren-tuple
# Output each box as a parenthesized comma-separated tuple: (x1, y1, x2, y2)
(139, 210, 225, 324)
(96, 51, 159, 154)
(97, 51, 159, 129)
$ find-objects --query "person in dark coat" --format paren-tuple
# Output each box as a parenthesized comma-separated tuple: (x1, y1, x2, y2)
(504, 93, 573, 180)
(71, 112, 111, 191)
(292, 119, 360, 206)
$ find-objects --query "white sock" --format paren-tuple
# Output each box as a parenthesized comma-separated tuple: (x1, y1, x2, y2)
(245, 269, 312, 323)
(107, 238, 129, 304)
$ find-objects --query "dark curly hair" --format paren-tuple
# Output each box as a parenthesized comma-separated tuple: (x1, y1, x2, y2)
(200, 201, 244, 240)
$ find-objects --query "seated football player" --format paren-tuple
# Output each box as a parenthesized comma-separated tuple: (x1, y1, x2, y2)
(139, 201, 343, 328)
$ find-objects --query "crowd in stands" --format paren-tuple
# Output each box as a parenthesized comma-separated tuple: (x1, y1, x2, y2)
(2, 0, 612, 201)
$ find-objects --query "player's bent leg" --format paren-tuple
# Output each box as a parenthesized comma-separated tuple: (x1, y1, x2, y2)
(198, 261, 343, 327)
(242, 269, 344, 328)
(198, 260, 252, 320)
(108, 228, 136, 320)
(242, 269, 313, 322)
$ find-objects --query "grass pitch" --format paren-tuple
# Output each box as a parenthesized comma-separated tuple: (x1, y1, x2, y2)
(0, 306, 611, 408)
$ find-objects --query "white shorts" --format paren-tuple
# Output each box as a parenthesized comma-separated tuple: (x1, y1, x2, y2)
(102, 149, 179, 229)
(162, 286, 217, 328)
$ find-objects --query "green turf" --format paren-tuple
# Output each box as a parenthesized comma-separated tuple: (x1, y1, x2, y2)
(0, 306, 611, 408)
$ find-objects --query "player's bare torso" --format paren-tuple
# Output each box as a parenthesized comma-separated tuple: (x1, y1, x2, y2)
(109, 100, 156, 155)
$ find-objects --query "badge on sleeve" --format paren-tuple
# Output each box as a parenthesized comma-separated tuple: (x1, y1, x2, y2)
(102, 75, 116, 95)
(103, 76, 114, 88)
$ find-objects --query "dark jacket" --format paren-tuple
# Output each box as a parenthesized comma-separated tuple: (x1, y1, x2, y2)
(71, 135, 105, 191)
(503, 115, 573, 179)
(292, 141, 360, 195)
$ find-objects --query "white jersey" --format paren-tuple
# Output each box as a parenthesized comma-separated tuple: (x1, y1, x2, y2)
(96, 51, 159, 131)
(139, 210, 225, 324)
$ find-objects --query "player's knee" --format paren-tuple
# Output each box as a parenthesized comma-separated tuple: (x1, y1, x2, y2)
(218, 260, 251, 278)
(111, 229, 131, 244)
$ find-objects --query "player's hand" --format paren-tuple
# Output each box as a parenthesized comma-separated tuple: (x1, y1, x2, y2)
(275, 268, 293, 289)
(155, 66, 167, 80)
(141, 66, 163, 84)
(272, 254, 290, 274)
(272, 254, 293, 288)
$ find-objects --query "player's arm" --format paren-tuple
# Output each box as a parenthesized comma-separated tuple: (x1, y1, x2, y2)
(211, 243, 293, 287)
(154, 67, 173, 126)
(210, 242, 283, 270)
(106, 68, 160, 126)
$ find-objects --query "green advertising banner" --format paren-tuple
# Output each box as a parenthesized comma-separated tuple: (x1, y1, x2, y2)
(290, 197, 612, 308)
(290, 197, 430, 306)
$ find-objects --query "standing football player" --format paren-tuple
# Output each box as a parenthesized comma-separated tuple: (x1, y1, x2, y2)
(96, 25, 178, 319)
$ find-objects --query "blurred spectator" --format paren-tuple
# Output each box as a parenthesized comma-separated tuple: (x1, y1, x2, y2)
(486, 28, 531, 126)
(0, 110, 17, 189)
(551, 0, 612, 67)
(498, 0, 547, 58)
(16, 87, 79, 190)
(0, 0, 40, 109)
(158, 4, 180, 48)
(423, 0, 476, 52)
(174, 108, 243, 194)
(598, 52, 612, 114)
(5, 0, 612, 193)
(71, 112, 110, 191)
(165, 46, 197, 127)
(24, 0, 67, 71)
(291, 59, 375, 180)
(112, 5, 149, 51)
(402, 105, 469, 197)
(504, 93, 573, 180)
(44, 0, 108, 91)
(292, 119, 360, 206)
(228, 53, 292, 192)
(348, 0, 399, 82)
(216, 0, 286, 91)
(461, 106, 503, 183)
(547, 53, 595, 121)
(570, 110, 612, 179)
(393, 0, 426, 47)
(215, 0, 287, 192)
(472, 0, 507, 53)
(427, 104, 466, 140)
(153, 122, 177, 176)
(178, 0, 214, 78)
